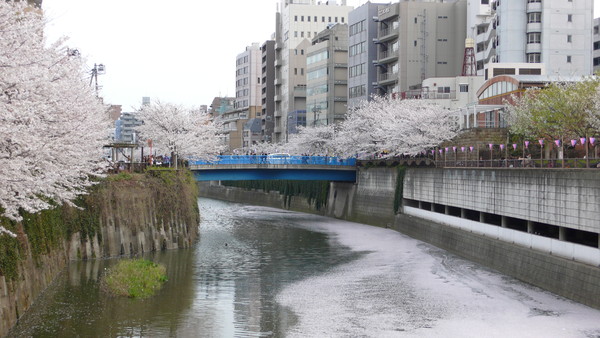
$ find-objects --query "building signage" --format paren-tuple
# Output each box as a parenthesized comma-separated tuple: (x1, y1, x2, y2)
(378, 7, 390, 16)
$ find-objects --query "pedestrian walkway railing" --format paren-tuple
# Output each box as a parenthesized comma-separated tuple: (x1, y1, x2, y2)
(437, 158, 600, 169)
(190, 155, 356, 166)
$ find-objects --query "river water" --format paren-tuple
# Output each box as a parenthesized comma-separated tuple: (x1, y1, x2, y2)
(8, 198, 600, 337)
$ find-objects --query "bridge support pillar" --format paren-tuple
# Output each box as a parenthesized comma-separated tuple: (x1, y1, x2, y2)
(461, 208, 466, 218)
(444, 205, 450, 215)
(479, 212, 485, 223)
(559, 227, 566, 241)
(501, 216, 507, 228)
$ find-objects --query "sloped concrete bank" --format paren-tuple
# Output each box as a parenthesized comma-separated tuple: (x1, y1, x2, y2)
(198, 167, 600, 310)
(1, 171, 199, 337)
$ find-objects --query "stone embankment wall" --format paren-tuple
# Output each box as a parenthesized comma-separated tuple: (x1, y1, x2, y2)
(0, 171, 199, 337)
(198, 167, 600, 310)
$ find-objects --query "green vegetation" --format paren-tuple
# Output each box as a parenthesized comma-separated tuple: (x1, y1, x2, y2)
(102, 259, 167, 299)
(223, 180, 330, 210)
(0, 169, 198, 281)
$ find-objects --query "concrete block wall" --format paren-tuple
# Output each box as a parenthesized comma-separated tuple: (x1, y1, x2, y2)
(403, 168, 600, 234)
(347, 167, 397, 226)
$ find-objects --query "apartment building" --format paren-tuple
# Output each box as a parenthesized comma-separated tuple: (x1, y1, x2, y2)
(274, 0, 352, 142)
(306, 23, 348, 127)
(347, 2, 386, 109)
(221, 44, 263, 151)
(260, 40, 276, 143)
(474, 0, 593, 78)
(372, 0, 467, 97)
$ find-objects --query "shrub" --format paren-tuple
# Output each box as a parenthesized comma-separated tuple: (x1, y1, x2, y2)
(102, 259, 167, 299)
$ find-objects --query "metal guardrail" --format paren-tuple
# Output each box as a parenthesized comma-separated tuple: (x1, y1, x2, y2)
(190, 155, 356, 166)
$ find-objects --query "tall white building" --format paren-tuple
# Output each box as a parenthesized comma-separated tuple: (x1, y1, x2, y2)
(473, 0, 593, 78)
(594, 17, 600, 74)
(274, 0, 352, 142)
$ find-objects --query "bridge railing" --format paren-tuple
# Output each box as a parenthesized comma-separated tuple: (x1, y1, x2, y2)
(190, 155, 356, 166)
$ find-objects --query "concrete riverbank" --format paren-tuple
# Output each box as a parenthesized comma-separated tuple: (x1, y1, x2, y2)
(198, 166, 600, 310)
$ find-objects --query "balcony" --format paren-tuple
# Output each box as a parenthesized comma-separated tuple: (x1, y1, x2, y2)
(526, 42, 542, 53)
(374, 27, 398, 44)
(377, 50, 398, 64)
(377, 72, 397, 86)
(526, 2, 542, 13)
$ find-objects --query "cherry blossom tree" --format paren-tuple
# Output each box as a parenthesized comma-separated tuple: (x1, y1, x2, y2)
(135, 101, 224, 163)
(0, 2, 110, 235)
(334, 96, 458, 159)
(285, 124, 336, 155)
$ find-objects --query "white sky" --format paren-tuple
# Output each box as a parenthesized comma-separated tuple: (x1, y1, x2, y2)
(43, 0, 599, 111)
(43, 0, 365, 111)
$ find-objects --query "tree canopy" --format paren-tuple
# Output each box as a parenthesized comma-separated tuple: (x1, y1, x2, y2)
(0, 2, 109, 234)
(135, 101, 224, 160)
(505, 77, 600, 141)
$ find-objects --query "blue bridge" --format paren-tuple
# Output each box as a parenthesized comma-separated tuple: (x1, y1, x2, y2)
(189, 155, 357, 182)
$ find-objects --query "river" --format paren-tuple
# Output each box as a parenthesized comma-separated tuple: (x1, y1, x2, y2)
(8, 198, 600, 337)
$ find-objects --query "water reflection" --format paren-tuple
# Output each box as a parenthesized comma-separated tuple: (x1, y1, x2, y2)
(9, 198, 362, 337)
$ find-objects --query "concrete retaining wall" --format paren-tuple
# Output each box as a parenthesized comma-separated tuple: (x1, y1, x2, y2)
(403, 168, 600, 233)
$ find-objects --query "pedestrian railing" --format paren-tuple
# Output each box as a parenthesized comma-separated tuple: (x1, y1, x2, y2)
(190, 155, 356, 166)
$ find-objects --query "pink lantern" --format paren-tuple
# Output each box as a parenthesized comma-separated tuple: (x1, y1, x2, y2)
(469, 146, 474, 152)
(554, 140, 561, 147)
(452, 146, 457, 152)
(445, 147, 449, 152)
(538, 139, 544, 146)
(525, 140, 530, 148)
(489, 143, 493, 150)
(439, 149, 443, 154)
(512, 144, 517, 150)
(500, 144, 505, 150)
(580, 137, 586, 145)
(431, 150, 435, 155)
(461, 146, 465, 152)
(591, 137, 596, 145)
(571, 139, 577, 147)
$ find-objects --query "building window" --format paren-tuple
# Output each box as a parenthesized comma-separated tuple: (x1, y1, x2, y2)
(481, 0, 489, 3)
(567, 14, 572, 22)
(301, 31, 304, 38)
(567, 55, 572, 63)
(322, 16, 325, 22)
(459, 84, 469, 93)
(335, 17, 338, 23)
(301, 16, 304, 21)
(314, 16, 317, 22)
(528, 12, 541, 23)
(294, 15, 298, 21)
(294, 31, 298, 37)
(594, 57, 600, 66)
(328, 16, 332, 22)
(527, 0, 541, 2)
(414, 40, 417, 46)
(527, 32, 541, 44)
(307, 16, 310, 22)
(437, 87, 451, 93)
(594, 26, 599, 34)
(594, 41, 600, 50)
(527, 53, 541, 63)
(567, 35, 572, 43)
(341, 17, 344, 23)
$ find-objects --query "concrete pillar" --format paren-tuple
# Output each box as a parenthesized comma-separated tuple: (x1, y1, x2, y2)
(559, 227, 566, 241)
(527, 221, 534, 234)
(479, 212, 485, 223)
(418, 201, 423, 209)
(501, 216, 507, 228)
(461, 208, 466, 219)
(430, 203, 435, 212)
(445, 205, 450, 215)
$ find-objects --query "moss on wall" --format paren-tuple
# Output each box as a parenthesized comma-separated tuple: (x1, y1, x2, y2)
(222, 180, 330, 211)
(0, 169, 198, 281)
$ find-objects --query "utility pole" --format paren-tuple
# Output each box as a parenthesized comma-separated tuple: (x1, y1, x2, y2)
(90, 63, 106, 97)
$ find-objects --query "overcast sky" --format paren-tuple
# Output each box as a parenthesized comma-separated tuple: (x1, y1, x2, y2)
(43, 0, 599, 111)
